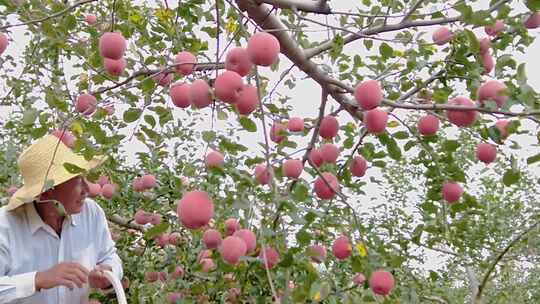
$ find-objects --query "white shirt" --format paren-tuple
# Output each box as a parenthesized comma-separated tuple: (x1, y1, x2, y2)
(0, 199, 123, 304)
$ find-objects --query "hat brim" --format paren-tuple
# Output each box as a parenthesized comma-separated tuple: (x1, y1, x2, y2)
(6, 155, 107, 211)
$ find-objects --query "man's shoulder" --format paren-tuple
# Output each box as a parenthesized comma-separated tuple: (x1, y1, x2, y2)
(0, 205, 24, 228)
(81, 198, 106, 219)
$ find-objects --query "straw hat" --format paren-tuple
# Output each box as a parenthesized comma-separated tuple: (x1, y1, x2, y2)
(6, 134, 107, 211)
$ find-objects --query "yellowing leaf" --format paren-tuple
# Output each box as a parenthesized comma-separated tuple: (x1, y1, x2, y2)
(356, 242, 367, 257)
(387, 121, 399, 128)
(312, 291, 321, 301)
(225, 17, 237, 34)
(70, 121, 83, 136)
(154, 8, 173, 24)
(80, 73, 88, 83)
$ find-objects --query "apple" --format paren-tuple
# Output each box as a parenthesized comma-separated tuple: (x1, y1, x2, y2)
(354, 80, 383, 110)
(369, 270, 395, 295)
(99, 32, 126, 60)
(225, 47, 253, 76)
(246, 32, 280, 66)
(174, 51, 197, 75)
(177, 191, 214, 229)
(332, 235, 352, 260)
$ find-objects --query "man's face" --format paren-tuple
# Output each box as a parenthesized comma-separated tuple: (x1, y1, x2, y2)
(42, 176, 89, 214)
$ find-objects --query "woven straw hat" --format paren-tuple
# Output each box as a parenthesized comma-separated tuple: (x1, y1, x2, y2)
(6, 134, 107, 211)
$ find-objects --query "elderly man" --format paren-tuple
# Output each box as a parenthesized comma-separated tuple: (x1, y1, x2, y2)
(0, 134, 123, 303)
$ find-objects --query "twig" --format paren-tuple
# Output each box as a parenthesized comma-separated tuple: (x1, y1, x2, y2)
(0, 0, 98, 30)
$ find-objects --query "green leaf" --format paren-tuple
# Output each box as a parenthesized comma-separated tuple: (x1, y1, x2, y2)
(393, 131, 409, 140)
(22, 108, 38, 126)
(144, 222, 170, 240)
(379, 43, 394, 59)
(144, 115, 156, 128)
(442, 140, 460, 152)
(526, 0, 540, 11)
(63, 162, 87, 174)
(296, 230, 311, 246)
(502, 169, 521, 186)
(526, 153, 540, 165)
(202, 131, 216, 143)
(292, 182, 309, 201)
(123, 108, 142, 123)
(239, 116, 257, 132)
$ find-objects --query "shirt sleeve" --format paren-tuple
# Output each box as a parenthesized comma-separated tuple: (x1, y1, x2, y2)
(0, 221, 37, 303)
(93, 202, 124, 282)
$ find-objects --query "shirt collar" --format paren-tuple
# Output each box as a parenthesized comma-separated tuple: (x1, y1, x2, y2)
(26, 202, 78, 235)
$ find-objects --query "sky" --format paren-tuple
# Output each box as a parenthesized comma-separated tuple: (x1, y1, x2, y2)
(1, 0, 539, 273)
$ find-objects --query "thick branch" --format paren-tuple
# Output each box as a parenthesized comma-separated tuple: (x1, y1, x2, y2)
(255, 0, 331, 14)
(235, 0, 359, 118)
(93, 62, 223, 95)
(108, 214, 145, 231)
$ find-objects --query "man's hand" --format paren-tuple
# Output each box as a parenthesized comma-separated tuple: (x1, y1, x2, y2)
(88, 264, 113, 289)
(35, 262, 89, 291)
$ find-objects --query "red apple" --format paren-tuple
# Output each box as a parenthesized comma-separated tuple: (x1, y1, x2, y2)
(319, 115, 339, 139)
(152, 72, 173, 87)
(350, 155, 367, 177)
(308, 244, 326, 263)
(353, 273, 366, 286)
(320, 143, 340, 164)
(270, 122, 287, 143)
(177, 191, 214, 229)
(332, 235, 352, 260)
(235, 84, 259, 115)
(485, 20, 504, 36)
(479, 37, 491, 54)
(524, 12, 540, 29)
(189, 79, 213, 108)
(170, 266, 184, 279)
(354, 80, 383, 110)
(0, 33, 8, 56)
(141, 174, 157, 189)
(309, 148, 324, 167)
(205, 150, 224, 168)
(363, 108, 388, 134)
(104, 57, 126, 76)
(168, 232, 181, 246)
(134, 210, 152, 225)
(220, 236, 247, 265)
(225, 47, 253, 76)
(174, 51, 197, 76)
(369, 270, 395, 295)
(442, 181, 463, 204)
(132, 177, 144, 192)
(166, 292, 183, 304)
(225, 218, 240, 236)
(214, 71, 243, 103)
(75, 94, 97, 116)
(314, 172, 339, 200)
(432, 26, 454, 45)
(85, 14, 97, 25)
(233, 229, 257, 253)
(200, 258, 215, 272)
(259, 247, 279, 269)
(51, 129, 76, 148)
(446, 96, 477, 127)
(477, 80, 507, 108)
(87, 183, 101, 198)
(246, 32, 280, 66)
(417, 114, 440, 136)
(99, 32, 126, 60)
(495, 119, 509, 139)
(101, 184, 115, 199)
(203, 229, 222, 249)
(287, 117, 304, 132)
(282, 159, 303, 179)
(170, 82, 191, 108)
(481, 51, 494, 74)
(254, 164, 270, 185)
(476, 143, 497, 164)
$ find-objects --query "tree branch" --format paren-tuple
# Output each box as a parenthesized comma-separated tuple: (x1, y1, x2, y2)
(401, 0, 426, 23)
(108, 214, 145, 231)
(475, 219, 540, 303)
(304, 0, 510, 59)
(0, 0, 98, 30)
(255, 0, 331, 14)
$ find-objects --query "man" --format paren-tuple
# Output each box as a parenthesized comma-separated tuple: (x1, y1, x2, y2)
(0, 134, 123, 303)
